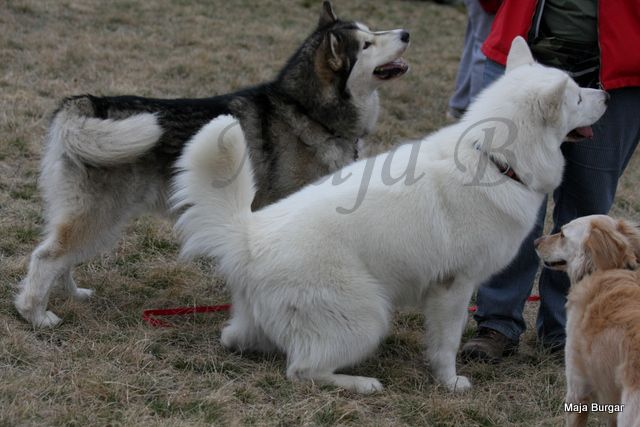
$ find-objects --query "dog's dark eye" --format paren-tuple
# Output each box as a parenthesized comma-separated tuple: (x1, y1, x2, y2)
(560, 231, 565, 238)
(363, 41, 372, 50)
(578, 94, 582, 105)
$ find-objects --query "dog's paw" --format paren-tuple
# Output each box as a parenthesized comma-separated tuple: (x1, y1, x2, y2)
(444, 375, 472, 393)
(39, 311, 63, 328)
(352, 377, 384, 394)
(70, 287, 94, 301)
(14, 295, 61, 328)
(33, 311, 63, 328)
(220, 324, 241, 350)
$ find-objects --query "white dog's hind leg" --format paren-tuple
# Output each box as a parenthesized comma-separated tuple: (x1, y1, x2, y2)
(283, 281, 390, 394)
(221, 297, 276, 353)
(423, 278, 475, 392)
(287, 369, 383, 394)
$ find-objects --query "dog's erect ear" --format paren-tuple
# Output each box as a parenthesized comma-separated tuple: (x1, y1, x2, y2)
(537, 76, 568, 121)
(506, 36, 534, 73)
(324, 31, 344, 71)
(617, 219, 640, 268)
(315, 31, 346, 85)
(318, 0, 338, 28)
(584, 220, 637, 272)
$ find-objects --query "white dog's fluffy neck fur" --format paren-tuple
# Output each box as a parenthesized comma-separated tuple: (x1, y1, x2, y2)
(172, 37, 607, 394)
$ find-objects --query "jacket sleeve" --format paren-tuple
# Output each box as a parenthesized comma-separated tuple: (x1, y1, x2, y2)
(598, 0, 640, 90)
(481, 0, 538, 66)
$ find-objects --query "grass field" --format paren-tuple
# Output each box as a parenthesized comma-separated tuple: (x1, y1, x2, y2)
(2, 0, 639, 425)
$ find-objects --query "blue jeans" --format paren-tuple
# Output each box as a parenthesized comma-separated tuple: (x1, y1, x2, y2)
(448, 0, 494, 112)
(474, 60, 640, 346)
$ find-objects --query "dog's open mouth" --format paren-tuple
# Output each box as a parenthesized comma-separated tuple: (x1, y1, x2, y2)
(373, 58, 409, 80)
(565, 126, 594, 142)
(543, 259, 567, 269)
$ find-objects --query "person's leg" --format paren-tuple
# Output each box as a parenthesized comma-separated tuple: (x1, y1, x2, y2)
(482, 58, 504, 87)
(461, 58, 548, 361)
(461, 202, 546, 362)
(449, 1, 494, 115)
(473, 202, 546, 342)
(536, 87, 640, 347)
(469, 57, 542, 343)
(468, 1, 494, 101)
(447, 2, 475, 115)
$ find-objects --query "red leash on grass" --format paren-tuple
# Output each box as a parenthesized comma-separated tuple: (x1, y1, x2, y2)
(142, 304, 231, 327)
(467, 294, 541, 313)
(143, 295, 541, 327)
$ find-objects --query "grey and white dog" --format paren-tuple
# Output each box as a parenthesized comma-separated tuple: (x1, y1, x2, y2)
(15, 1, 410, 327)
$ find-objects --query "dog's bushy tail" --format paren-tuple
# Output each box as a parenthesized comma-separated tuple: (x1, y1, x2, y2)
(171, 115, 255, 279)
(50, 96, 162, 166)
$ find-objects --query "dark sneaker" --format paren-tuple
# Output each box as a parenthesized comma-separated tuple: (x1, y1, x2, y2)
(460, 327, 519, 363)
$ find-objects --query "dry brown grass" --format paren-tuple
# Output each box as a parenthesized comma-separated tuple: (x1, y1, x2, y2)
(1, 0, 639, 425)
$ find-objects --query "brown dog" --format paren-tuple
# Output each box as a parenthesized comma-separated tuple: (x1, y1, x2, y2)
(535, 215, 640, 427)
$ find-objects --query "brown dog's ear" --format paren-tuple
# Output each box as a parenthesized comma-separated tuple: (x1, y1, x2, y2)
(617, 219, 640, 269)
(584, 220, 637, 272)
(318, 0, 338, 28)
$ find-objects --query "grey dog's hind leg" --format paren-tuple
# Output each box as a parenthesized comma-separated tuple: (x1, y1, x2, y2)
(15, 236, 70, 328)
(14, 211, 128, 327)
(58, 268, 94, 301)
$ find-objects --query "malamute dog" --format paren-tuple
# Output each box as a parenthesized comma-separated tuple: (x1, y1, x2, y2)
(15, 1, 410, 327)
(171, 37, 607, 393)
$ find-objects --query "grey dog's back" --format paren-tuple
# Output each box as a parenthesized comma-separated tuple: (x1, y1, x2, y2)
(52, 75, 360, 209)
(54, 88, 265, 193)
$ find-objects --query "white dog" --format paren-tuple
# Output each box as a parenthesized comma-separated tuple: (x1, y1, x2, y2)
(171, 37, 607, 394)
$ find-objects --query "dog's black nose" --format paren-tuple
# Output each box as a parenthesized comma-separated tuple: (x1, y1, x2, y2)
(400, 31, 410, 43)
(604, 91, 610, 105)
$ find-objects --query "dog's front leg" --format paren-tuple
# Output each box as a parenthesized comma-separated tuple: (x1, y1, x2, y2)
(564, 343, 591, 427)
(564, 396, 590, 427)
(423, 278, 475, 393)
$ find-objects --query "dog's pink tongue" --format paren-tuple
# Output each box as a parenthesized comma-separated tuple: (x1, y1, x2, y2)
(575, 126, 593, 138)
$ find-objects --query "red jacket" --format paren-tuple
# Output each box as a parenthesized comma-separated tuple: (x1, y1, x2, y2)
(482, 0, 640, 90)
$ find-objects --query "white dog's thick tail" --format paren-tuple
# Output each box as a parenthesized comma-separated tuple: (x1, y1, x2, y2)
(171, 115, 255, 277)
(50, 96, 162, 166)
